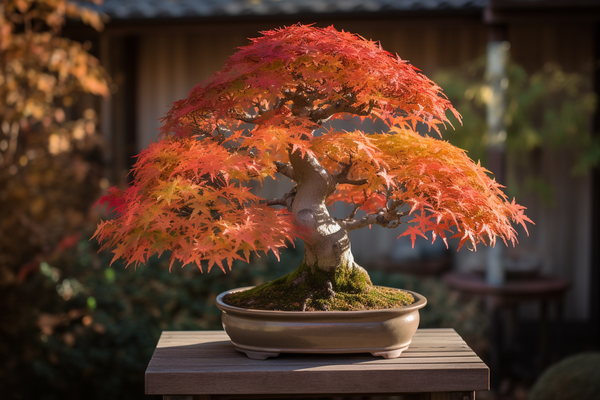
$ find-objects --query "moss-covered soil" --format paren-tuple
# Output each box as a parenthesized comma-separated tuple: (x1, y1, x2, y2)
(223, 263, 415, 311)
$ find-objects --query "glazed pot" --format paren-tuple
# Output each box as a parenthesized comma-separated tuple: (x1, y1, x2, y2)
(216, 286, 427, 360)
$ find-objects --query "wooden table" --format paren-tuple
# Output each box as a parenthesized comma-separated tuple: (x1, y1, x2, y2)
(443, 272, 570, 388)
(146, 328, 489, 399)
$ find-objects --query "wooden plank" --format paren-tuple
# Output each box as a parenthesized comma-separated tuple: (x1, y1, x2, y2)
(146, 367, 488, 395)
(159, 328, 459, 337)
(157, 330, 460, 339)
(150, 346, 477, 359)
(156, 333, 468, 343)
(147, 358, 487, 371)
(147, 357, 485, 370)
(146, 329, 489, 396)
(156, 330, 470, 345)
(399, 351, 477, 356)
(150, 346, 475, 359)
(150, 348, 478, 359)
(155, 332, 468, 346)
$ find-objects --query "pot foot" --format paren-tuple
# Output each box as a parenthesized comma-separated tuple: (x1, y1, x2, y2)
(371, 347, 407, 359)
(237, 348, 280, 360)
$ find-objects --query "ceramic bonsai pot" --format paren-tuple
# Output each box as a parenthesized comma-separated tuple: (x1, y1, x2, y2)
(216, 287, 427, 360)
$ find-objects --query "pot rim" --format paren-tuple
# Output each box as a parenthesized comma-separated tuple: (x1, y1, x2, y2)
(215, 286, 427, 317)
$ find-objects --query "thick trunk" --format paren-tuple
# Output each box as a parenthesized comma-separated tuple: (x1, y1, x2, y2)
(288, 150, 358, 274)
(223, 151, 384, 310)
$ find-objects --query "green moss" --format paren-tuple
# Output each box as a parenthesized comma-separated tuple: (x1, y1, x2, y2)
(223, 263, 415, 311)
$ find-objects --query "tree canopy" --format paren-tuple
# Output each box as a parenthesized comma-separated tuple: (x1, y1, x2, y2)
(95, 24, 531, 272)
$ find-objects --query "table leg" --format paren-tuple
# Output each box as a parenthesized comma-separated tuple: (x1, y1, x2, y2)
(539, 300, 549, 368)
(555, 298, 565, 360)
(486, 295, 503, 390)
(430, 391, 476, 400)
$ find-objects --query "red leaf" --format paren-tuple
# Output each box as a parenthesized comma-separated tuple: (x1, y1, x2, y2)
(398, 226, 428, 249)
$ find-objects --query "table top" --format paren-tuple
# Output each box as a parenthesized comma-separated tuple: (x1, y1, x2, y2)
(145, 328, 489, 396)
(444, 272, 570, 300)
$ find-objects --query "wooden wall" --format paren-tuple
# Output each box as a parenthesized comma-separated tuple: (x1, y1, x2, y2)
(133, 19, 489, 149)
(508, 23, 595, 320)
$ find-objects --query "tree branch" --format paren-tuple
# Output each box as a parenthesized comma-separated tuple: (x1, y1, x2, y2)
(334, 159, 368, 186)
(346, 203, 361, 220)
(259, 186, 297, 212)
(310, 98, 376, 124)
(338, 209, 409, 232)
(337, 176, 368, 186)
(231, 96, 288, 123)
(274, 161, 296, 180)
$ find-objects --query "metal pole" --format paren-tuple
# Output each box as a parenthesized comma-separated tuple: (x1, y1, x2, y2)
(485, 31, 510, 286)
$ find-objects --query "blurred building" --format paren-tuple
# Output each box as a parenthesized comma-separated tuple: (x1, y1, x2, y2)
(76, 0, 599, 333)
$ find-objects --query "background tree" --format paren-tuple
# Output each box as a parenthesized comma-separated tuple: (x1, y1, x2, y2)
(434, 60, 597, 203)
(95, 25, 531, 310)
(0, 0, 110, 397)
(0, 0, 108, 280)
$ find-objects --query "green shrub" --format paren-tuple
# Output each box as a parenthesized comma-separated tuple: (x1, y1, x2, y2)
(529, 352, 600, 400)
(0, 235, 301, 400)
(1, 236, 486, 400)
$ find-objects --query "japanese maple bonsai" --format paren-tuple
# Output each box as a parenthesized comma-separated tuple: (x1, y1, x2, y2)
(94, 25, 531, 313)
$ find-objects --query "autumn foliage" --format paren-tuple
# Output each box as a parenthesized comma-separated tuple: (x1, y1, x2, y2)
(1, 1, 109, 276)
(95, 24, 531, 273)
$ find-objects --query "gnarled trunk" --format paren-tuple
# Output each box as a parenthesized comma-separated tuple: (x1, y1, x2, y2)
(223, 151, 407, 310)
(288, 150, 361, 276)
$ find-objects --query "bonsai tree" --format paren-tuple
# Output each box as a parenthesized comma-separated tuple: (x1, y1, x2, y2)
(94, 25, 531, 311)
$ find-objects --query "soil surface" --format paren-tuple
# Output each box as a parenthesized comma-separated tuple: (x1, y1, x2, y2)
(223, 263, 415, 311)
